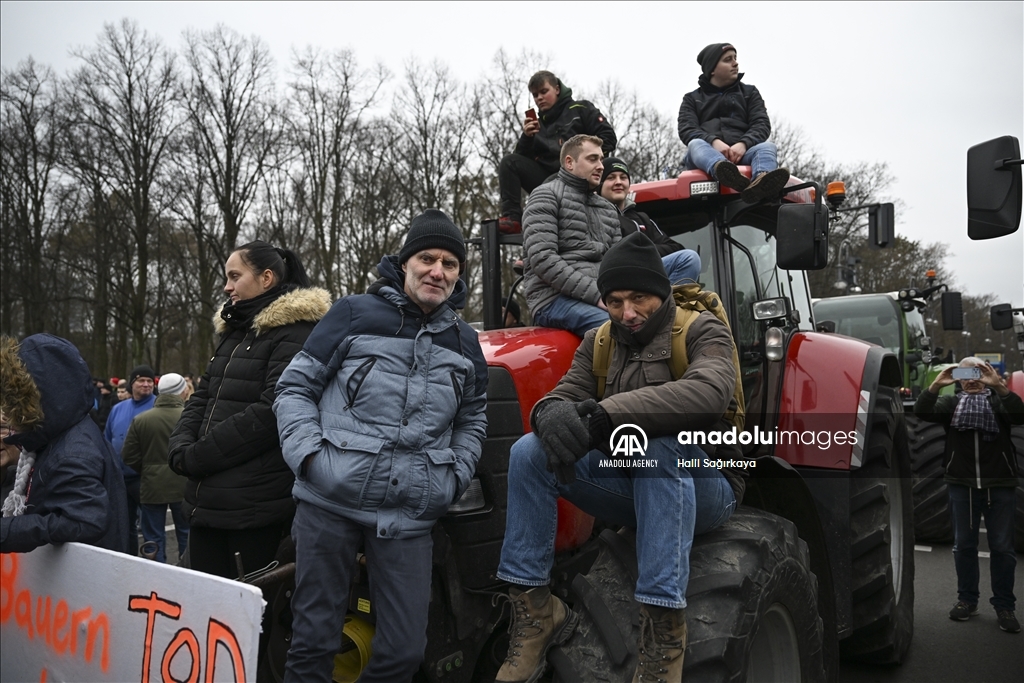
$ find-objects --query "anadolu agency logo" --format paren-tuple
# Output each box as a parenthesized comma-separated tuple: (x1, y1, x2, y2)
(609, 423, 648, 457)
(597, 424, 659, 471)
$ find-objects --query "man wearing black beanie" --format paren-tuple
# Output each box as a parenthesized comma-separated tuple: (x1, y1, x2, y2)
(274, 209, 488, 682)
(495, 231, 743, 682)
(678, 43, 790, 204)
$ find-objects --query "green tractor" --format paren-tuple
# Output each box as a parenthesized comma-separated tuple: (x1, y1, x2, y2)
(813, 282, 963, 542)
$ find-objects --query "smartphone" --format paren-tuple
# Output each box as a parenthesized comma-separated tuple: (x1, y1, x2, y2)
(951, 367, 982, 381)
(525, 108, 538, 121)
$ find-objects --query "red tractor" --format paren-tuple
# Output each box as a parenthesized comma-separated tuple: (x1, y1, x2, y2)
(261, 170, 915, 682)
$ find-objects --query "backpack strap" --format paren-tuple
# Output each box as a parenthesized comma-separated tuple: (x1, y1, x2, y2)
(592, 321, 615, 399)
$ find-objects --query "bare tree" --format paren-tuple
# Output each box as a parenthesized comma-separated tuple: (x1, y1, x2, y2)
(392, 59, 491, 314)
(183, 24, 282, 252)
(165, 127, 223, 361)
(594, 80, 685, 182)
(0, 58, 66, 336)
(287, 46, 387, 296)
(66, 19, 182, 364)
(474, 48, 548, 171)
(772, 119, 899, 298)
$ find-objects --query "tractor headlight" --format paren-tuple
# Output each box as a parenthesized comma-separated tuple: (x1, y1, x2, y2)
(765, 326, 785, 361)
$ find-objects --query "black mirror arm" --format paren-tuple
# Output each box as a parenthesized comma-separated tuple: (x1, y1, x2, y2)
(995, 158, 1024, 170)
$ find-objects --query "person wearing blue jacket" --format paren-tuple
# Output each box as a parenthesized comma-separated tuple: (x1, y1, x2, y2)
(274, 209, 488, 683)
(104, 364, 157, 555)
(1, 334, 128, 554)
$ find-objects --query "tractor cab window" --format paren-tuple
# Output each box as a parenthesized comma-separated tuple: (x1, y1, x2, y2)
(813, 296, 902, 355)
(726, 224, 814, 333)
(668, 223, 716, 292)
(904, 307, 927, 351)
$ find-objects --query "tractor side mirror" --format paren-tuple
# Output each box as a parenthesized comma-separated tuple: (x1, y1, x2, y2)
(941, 292, 963, 330)
(991, 303, 1014, 330)
(777, 203, 828, 270)
(868, 203, 894, 249)
(967, 136, 1022, 239)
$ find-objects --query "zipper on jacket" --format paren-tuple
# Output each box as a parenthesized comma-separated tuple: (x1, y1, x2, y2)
(450, 371, 463, 405)
(974, 431, 982, 488)
(1001, 448, 1015, 477)
(203, 330, 254, 436)
(346, 357, 377, 409)
(189, 480, 202, 522)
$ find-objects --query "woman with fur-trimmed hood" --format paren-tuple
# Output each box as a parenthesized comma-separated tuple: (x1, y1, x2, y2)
(168, 241, 331, 582)
(1, 334, 129, 554)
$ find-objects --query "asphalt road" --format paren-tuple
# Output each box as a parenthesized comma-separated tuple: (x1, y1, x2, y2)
(839, 537, 1024, 683)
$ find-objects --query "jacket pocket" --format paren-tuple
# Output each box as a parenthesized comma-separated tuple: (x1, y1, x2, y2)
(311, 428, 386, 507)
(450, 371, 464, 407)
(415, 448, 458, 521)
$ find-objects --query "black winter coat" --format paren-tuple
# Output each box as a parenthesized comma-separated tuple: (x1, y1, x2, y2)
(169, 286, 331, 529)
(515, 80, 616, 171)
(0, 334, 128, 554)
(677, 74, 771, 149)
(618, 203, 684, 257)
(914, 388, 1024, 489)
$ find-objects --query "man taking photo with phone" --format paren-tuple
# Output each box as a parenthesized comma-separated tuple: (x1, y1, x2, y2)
(497, 70, 616, 234)
(915, 357, 1023, 634)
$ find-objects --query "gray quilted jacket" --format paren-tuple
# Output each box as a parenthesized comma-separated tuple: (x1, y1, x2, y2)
(522, 169, 622, 316)
(273, 256, 488, 540)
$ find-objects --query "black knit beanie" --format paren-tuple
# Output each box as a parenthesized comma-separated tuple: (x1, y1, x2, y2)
(598, 232, 670, 301)
(129, 365, 156, 388)
(697, 43, 735, 77)
(398, 209, 466, 264)
(599, 157, 631, 191)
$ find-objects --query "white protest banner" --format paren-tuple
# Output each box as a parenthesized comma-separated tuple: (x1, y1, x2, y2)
(1, 542, 264, 683)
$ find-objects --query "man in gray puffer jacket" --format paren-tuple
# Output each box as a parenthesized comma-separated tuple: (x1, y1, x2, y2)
(274, 210, 488, 682)
(522, 134, 622, 337)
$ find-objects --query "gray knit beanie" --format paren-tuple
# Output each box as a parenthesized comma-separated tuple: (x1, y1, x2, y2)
(157, 373, 188, 396)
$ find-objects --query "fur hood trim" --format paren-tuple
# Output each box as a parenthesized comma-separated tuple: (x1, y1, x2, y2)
(0, 336, 44, 431)
(214, 287, 333, 336)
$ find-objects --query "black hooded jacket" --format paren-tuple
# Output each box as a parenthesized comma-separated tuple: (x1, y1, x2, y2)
(514, 80, 617, 171)
(914, 388, 1024, 488)
(168, 286, 331, 530)
(0, 334, 129, 554)
(677, 73, 771, 149)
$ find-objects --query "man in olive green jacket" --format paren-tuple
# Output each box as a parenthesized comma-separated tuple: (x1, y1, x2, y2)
(122, 373, 191, 563)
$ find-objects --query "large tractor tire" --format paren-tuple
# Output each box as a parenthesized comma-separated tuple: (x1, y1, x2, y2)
(553, 508, 827, 683)
(907, 414, 953, 543)
(841, 387, 914, 664)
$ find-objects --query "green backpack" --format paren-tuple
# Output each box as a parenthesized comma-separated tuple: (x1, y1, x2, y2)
(591, 283, 746, 430)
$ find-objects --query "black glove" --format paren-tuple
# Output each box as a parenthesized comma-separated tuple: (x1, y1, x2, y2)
(535, 399, 600, 484)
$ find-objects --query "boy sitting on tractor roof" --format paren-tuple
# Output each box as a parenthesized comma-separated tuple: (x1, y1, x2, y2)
(678, 42, 790, 204)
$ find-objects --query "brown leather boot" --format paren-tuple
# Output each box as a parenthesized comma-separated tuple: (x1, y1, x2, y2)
(633, 604, 686, 683)
(495, 586, 578, 683)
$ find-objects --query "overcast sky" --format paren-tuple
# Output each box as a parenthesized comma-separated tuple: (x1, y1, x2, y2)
(2, 1, 1022, 308)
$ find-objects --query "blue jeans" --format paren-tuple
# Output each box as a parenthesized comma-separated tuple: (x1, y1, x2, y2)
(285, 501, 433, 683)
(498, 434, 736, 608)
(533, 295, 609, 337)
(139, 502, 189, 564)
(948, 484, 1017, 611)
(662, 249, 701, 285)
(684, 138, 779, 178)
(534, 251, 702, 337)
